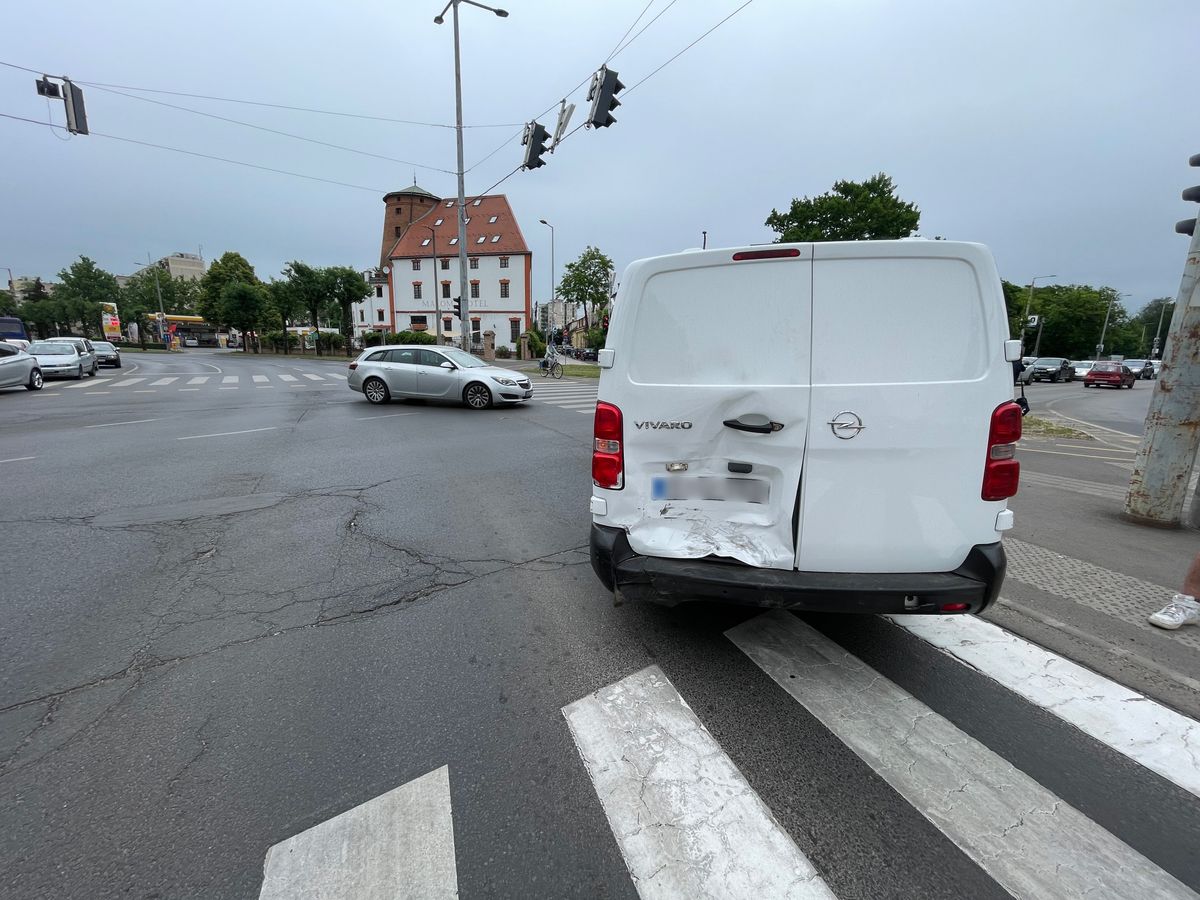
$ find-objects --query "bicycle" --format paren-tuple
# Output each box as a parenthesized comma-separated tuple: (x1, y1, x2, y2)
(540, 353, 563, 379)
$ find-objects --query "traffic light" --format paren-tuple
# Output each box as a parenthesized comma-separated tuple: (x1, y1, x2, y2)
(586, 66, 624, 129)
(63, 78, 88, 135)
(453, 297, 462, 319)
(521, 121, 551, 170)
(1177, 153, 1200, 237)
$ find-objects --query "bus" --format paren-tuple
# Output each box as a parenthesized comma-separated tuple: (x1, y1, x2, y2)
(0, 316, 28, 342)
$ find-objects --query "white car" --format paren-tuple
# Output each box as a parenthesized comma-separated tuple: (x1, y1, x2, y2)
(589, 241, 1019, 615)
(346, 345, 532, 408)
(0, 342, 43, 390)
(183, 337, 199, 347)
(1072, 360, 1095, 379)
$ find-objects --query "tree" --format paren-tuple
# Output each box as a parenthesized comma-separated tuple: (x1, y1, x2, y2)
(55, 256, 120, 338)
(0, 289, 16, 317)
(264, 279, 302, 355)
(18, 278, 62, 338)
(199, 252, 257, 326)
(325, 266, 369, 353)
(282, 261, 331, 356)
(220, 282, 266, 352)
(558, 246, 614, 331)
(1003, 281, 1136, 360)
(765, 173, 920, 242)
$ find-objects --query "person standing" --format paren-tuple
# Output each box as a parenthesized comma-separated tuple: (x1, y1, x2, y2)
(1148, 551, 1200, 629)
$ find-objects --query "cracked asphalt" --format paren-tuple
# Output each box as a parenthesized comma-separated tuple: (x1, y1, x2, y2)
(1, 350, 1195, 898)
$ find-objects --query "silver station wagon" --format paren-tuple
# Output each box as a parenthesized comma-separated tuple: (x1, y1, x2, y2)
(347, 345, 533, 409)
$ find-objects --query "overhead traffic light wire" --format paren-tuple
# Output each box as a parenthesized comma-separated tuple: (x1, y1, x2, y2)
(604, 0, 658, 64)
(606, 0, 681, 64)
(623, 0, 755, 97)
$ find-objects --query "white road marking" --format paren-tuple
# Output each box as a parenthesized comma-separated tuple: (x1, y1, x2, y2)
(179, 388, 199, 392)
(253, 374, 269, 383)
(0, 456, 36, 463)
(1020, 447, 1144, 462)
(84, 418, 161, 429)
(258, 766, 458, 900)
(108, 377, 147, 387)
(278, 374, 298, 382)
(256, 385, 274, 389)
(149, 377, 178, 386)
(302, 373, 324, 381)
(85, 391, 111, 395)
(177, 426, 277, 441)
(133, 390, 156, 393)
(222, 375, 239, 384)
(728, 611, 1194, 900)
(219, 387, 238, 390)
(355, 413, 417, 421)
(885, 613, 1200, 800)
(555, 401, 599, 410)
(62, 378, 112, 389)
(187, 376, 209, 385)
(563, 665, 837, 900)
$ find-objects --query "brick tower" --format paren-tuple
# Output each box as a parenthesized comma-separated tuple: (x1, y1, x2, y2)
(379, 183, 442, 269)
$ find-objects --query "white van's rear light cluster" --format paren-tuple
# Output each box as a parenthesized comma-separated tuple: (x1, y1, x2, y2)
(593, 402, 624, 490)
(982, 401, 1022, 501)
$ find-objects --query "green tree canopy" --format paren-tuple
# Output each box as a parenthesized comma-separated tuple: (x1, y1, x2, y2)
(55, 256, 120, 338)
(282, 261, 335, 355)
(766, 173, 921, 242)
(264, 279, 302, 354)
(1002, 281, 1140, 360)
(324, 266, 370, 350)
(199, 252, 257, 325)
(220, 281, 266, 350)
(558, 246, 614, 330)
(17, 278, 60, 338)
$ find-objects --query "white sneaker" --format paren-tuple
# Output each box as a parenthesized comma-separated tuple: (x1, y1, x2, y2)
(1148, 594, 1200, 630)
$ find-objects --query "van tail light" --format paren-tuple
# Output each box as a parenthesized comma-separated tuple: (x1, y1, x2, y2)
(593, 401, 624, 490)
(348, 362, 358, 370)
(982, 401, 1022, 501)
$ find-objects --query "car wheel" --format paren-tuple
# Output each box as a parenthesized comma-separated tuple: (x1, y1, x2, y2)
(115, 361, 122, 368)
(463, 382, 492, 409)
(87, 364, 97, 377)
(26, 369, 43, 391)
(73, 365, 83, 380)
(363, 377, 390, 404)
(1051, 373, 1060, 383)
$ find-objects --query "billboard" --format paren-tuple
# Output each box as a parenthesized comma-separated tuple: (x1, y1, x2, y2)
(100, 302, 122, 340)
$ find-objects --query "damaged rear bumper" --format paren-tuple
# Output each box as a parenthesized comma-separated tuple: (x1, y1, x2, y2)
(589, 523, 1005, 614)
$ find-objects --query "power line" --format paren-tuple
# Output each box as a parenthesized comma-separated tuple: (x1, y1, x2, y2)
(0, 111, 386, 193)
(605, 0, 657, 64)
(90, 84, 456, 175)
(624, 0, 755, 96)
(608, 0, 680, 62)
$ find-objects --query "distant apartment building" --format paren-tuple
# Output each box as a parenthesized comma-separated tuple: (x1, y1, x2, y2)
(9, 276, 56, 301)
(140, 252, 207, 282)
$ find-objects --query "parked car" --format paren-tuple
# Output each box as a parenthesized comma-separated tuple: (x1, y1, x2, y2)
(1, 338, 31, 352)
(1122, 359, 1152, 379)
(26, 340, 91, 379)
(183, 337, 199, 348)
(43, 337, 98, 376)
(1084, 362, 1135, 389)
(347, 345, 533, 408)
(0, 341, 43, 391)
(1071, 360, 1095, 379)
(1028, 357, 1073, 382)
(589, 240, 1018, 615)
(91, 341, 122, 368)
(1021, 356, 1037, 367)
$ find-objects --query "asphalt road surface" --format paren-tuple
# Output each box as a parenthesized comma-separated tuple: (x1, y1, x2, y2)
(2, 350, 1197, 899)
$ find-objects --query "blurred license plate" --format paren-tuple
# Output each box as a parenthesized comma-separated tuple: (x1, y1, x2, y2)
(651, 475, 768, 504)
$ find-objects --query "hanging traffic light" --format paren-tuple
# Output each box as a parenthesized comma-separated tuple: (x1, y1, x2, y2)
(586, 67, 624, 129)
(62, 78, 88, 135)
(1177, 154, 1200, 237)
(521, 121, 551, 170)
(453, 297, 462, 319)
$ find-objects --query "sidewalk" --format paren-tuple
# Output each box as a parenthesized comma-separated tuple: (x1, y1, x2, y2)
(994, 430, 1200, 720)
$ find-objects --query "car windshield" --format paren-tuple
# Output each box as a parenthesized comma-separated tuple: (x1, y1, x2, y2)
(441, 348, 486, 368)
(29, 343, 73, 355)
(93, 342, 115, 350)
(1033, 358, 1063, 366)
(1094, 363, 1120, 372)
(1074, 362, 1093, 368)
(1125, 360, 1146, 366)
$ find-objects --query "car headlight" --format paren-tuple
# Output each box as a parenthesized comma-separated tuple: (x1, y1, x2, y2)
(490, 376, 516, 386)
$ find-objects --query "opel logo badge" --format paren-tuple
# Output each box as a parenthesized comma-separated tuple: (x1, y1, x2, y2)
(828, 411, 865, 439)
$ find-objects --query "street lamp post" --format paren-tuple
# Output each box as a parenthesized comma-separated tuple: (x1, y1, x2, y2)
(1153, 299, 1175, 358)
(539, 219, 556, 338)
(417, 225, 441, 343)
(1095, 291, 1128, 360)
(1021, 274, 1056, 354)
(435, 0, 508, 352)
(138, 253, 168, 350)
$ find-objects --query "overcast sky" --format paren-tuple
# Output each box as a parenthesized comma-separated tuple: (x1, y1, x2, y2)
(2, 0, 1197, 312)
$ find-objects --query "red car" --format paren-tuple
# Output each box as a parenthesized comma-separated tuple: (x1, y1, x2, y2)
(1083, 362, 1135, 389)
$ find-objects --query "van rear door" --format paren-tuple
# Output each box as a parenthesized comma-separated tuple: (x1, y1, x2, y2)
(608, 248, 812, 570)
(796, 244, 1003, 574)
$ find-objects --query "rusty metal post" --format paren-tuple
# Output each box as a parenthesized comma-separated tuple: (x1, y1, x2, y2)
(1125, 153, 1200, 525)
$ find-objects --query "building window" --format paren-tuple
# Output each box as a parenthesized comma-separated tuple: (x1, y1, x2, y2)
(420, 238, 430, 247)
(377, 309, 385, 322)
(491, 235, 501, 243)
(394, 226, 402, 237)
(510, 319, 520, 343)
(440, 258, 449, 270)
(500, 256, 509, 268)
(472, 198, 482, 206)
(464, 217, 470, 224)
(476, 236, 485, 244)
(445, 200, 454, 208)
(441, 282, 451, 298)
(410, 316, 427, 329)
(375, 285, 383, 297)
(434, 218, 443, 226)
(358, 310, 365, 322)
(500, 281, 510, 299)
(395, 208, 402, 215)
(471, 319, 481, 339)
(443, 317, 453, 331)
(469, 257, 479, 270)
(470, 281, 479, 299)
(412, 259, 421, 270)
(449, 237, 458, 245)
(413, 283, 422, 299)
(489, 215, 498, 224)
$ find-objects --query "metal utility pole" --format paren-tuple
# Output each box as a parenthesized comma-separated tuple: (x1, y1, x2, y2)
(1153, 300, 1174, 358)
(1125, 153, 1200, 525)
(145, 253, 167, 349)
(435, 0, 507, 353)
(1095, 291, 1126, 360)
(539, 219, 555, 335)
(419, 225, 441, 343)
(1021, 275, 1056, 353)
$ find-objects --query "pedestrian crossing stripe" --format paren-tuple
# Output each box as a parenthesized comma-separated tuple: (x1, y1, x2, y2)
(255, 610, 1200, 899)
(50, 371, 347, 392)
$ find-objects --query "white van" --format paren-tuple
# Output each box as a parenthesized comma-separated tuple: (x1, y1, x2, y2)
(589, 241, 1023, 614)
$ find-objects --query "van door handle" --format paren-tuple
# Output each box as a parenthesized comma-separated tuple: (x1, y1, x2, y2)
(723, 414, 784, 434)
